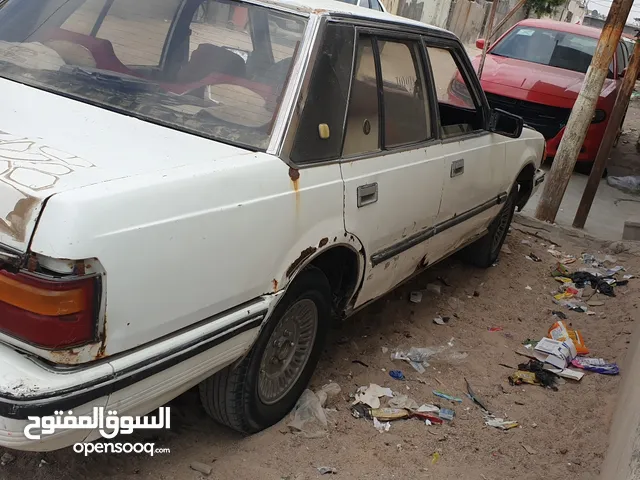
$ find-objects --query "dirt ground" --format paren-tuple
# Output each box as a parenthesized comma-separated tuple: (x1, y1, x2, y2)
(1, 218, 639, 480)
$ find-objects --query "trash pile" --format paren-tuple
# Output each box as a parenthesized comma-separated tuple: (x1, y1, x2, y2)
(549, 252, 631, 314)
(348, 341, 506, 433)
(508, 250, 628, 386)
(349, 380, 487, 431)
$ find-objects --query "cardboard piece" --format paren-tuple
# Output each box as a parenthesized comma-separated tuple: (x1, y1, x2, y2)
(545, 367, 585, 381)
(534, 337, 577, 369)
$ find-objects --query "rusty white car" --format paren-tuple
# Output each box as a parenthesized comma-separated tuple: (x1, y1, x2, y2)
(0, 0, 545, 451)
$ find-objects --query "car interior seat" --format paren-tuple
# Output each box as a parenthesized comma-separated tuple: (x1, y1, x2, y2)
(177, 43, 246, 83)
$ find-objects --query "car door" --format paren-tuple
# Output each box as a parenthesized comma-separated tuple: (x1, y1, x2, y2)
(424, 42, 508, 260)
(340, 32, 446, 307)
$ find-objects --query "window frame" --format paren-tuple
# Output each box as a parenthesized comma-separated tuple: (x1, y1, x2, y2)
(616, 41, 627, 77)
(277, 14, 487, 168)
(373, 34, 433, 149)
(422, 37, 491, 143)
(339, 27, 439, 160)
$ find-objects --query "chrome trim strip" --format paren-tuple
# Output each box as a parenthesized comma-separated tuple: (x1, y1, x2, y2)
(370, 192, 506, 266)
(269, 14, 324, 157)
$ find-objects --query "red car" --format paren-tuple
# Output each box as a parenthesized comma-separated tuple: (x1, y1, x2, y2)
(470, 19, 628, 172)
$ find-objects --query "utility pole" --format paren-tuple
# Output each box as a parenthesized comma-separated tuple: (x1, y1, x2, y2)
(478, 0, 499, 79)
(573, 36, 640, 229)
(534, 0, 635, 223)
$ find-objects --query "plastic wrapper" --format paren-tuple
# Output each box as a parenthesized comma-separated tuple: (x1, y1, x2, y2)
(571, 358, 619, 375)
(287, 389, 328, 438)
(509, 370, 539, 386)
(607, 175, 640, 194)
(548, 321, 589, 356)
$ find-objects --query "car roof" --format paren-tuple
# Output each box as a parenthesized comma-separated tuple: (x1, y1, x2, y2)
(258, 0, 452, 35)
(514, 18, 604, 39)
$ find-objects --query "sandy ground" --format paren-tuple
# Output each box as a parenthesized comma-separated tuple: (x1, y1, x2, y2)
(1, 219, 638, 480)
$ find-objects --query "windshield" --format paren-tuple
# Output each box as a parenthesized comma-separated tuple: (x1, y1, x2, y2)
(0, 0, 307, 151)
(491, 26, 603, 75)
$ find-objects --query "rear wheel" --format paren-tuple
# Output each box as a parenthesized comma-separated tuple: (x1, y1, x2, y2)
(199, 267, 331, 433)
(460, 184, 517, 268)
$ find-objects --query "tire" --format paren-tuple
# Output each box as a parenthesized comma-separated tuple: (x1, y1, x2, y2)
(575, 161, 594, 175)
(199, 267, 331, 433)
(460, 184, 517, 268)
(575, 161, 607, 177)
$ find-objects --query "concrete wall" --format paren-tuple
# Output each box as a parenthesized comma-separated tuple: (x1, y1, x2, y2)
(382, 0, 526, 45)
(583, 15, 638, 35)
(444, 0, 525, 45)
(446, 0, 489, 44)
(598, 308, 640, 480)
(380, 0, 454, 28)
(491, 0, 527, 40)
(542, 0, 586, 23)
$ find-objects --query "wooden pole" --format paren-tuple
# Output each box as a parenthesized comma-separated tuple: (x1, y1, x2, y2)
(573, 37, 640, 229)
(534, 0, 635, 223)
(478, 0, 500, 79)
(489, 0, 526, 41)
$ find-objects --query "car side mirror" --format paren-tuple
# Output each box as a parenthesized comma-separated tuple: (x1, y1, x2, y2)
(489, 108, 523, 138)
(476, 38, 486, 50)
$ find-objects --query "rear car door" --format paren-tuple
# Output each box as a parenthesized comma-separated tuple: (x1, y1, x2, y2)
(424, 42, 507, 259)
(340, 31, 446, 307)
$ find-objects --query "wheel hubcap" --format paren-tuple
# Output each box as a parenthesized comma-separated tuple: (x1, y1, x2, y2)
(258, 298, 318, 405)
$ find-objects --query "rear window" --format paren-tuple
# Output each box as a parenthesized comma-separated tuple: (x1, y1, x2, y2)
(491, 26, 608, 75)
(0, 0, 307, 151)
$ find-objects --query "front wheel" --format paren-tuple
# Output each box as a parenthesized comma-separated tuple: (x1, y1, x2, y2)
(199, 267, 331, 433)
(460, 185, 517, 268)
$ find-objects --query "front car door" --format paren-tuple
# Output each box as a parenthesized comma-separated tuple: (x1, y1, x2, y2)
(340, 29, 446, 307)
(424, 42, 508, 260)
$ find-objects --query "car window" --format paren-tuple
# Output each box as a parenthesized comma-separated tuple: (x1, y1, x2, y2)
(290, 23, 355, 163)
(490, 26, 614, 76)
(61, 0, 181, 66)
(0, 0, 307, 151)
(378, 39, 430, 146)
(427, 46, 483, 138)
(343, 35, 380, 156)
(369, 0, 383, 11)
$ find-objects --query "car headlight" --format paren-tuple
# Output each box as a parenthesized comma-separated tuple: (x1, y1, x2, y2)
(592, 109, 606, 123)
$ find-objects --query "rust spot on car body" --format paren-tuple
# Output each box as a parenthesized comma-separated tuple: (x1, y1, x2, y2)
(289, 167, 300, 182)
(319, 237, 329, 248)
(286, 246, 317, 278)
(289, 167, 300, 212)
(289, 167, 300, 191)
(96, 314, 108, 359)
(49, 348, 80, 364)
(272, 278, 278, 292)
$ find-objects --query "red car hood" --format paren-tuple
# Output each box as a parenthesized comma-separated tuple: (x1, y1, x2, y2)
(471, 54, 616, 104)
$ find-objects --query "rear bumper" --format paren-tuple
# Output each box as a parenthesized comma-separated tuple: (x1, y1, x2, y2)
(0, 297, 275, 451)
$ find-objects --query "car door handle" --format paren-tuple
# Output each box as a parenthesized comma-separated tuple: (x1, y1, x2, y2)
(357, 183, 378, 207)
(451, 159, 464, 177)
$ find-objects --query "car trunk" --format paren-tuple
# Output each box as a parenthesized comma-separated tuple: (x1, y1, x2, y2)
(0, 78, 251, 258)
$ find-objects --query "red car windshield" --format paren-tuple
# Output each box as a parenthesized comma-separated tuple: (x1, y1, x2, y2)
(491, 26, 603, 75)
(0, 0, 307, 150)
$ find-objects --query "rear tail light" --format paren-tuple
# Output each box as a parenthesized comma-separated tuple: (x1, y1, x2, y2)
(0, 270, 99, 349)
